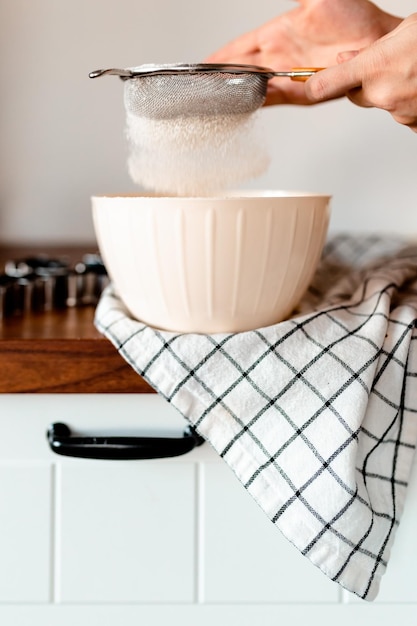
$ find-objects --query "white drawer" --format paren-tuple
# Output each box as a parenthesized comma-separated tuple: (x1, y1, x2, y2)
(0, 394, 415, 625)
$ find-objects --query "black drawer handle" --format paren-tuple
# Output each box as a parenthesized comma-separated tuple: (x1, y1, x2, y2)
(47, 422, 205, 460)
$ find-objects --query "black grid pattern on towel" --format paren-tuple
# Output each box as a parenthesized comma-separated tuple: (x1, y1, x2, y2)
(95, 235, 417, 601)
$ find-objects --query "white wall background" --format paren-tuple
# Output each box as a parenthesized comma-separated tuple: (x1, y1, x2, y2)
(0, 0, 416, 243)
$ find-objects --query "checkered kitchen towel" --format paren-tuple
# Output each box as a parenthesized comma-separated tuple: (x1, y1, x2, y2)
(95, 234, 417, 601)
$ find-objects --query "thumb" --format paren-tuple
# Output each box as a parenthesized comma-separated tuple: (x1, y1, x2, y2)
(304, 60, 362, 103)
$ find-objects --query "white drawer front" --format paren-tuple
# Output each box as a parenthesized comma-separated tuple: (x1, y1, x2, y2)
(0, 393, 415, 625)
(0, 462, 52, 602)
(57, 462, 196, 603)
(202, 462, 338, 603)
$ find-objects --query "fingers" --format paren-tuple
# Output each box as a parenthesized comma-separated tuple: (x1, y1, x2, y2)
(305, 36, 417, 132)
(264, 81, 316, 106)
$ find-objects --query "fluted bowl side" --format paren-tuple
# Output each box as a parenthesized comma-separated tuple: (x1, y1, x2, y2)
(92, 192, 331, 333)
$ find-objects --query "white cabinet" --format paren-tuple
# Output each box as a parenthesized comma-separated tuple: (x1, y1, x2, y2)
(202, 462, 336, 604)
(0, 394, 416, 626)
(57, 462, 196, 604)
(0, 463, 51, 603)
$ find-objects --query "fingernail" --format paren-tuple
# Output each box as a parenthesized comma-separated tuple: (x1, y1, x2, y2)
(337, 50, 360, 63)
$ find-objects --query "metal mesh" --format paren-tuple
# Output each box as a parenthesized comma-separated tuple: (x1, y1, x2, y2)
(90, 63, 320, 120)
(123, 71, 269, 119)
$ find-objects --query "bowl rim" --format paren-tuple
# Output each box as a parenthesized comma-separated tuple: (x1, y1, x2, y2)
(92, 190, 332, 201)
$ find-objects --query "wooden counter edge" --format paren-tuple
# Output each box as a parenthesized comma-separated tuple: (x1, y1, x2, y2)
(0, 339, 155, 394)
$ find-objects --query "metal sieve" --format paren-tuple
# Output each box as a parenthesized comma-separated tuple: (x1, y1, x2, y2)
(89, 63, 320, 120)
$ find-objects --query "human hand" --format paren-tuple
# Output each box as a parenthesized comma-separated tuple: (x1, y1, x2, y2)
(305, 13, 417, 132)
(205, 0, 401, 105)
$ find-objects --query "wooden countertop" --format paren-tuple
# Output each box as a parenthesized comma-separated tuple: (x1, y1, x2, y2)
(0, 244, 154, 394)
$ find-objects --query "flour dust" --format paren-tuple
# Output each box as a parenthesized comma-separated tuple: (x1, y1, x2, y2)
(125, 111, 270, 196)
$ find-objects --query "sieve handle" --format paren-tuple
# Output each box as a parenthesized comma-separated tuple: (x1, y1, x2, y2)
(272, 68, 324, 82)
(89, 68, 134, 79)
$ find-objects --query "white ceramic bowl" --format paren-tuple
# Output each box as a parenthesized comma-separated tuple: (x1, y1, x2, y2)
(92, 192, 331, 333)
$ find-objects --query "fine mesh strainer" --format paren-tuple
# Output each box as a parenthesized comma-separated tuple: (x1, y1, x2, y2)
(89, 63, 321, 120)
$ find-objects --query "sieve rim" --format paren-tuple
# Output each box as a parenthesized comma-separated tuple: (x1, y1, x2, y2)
(89, 63, 277, 80)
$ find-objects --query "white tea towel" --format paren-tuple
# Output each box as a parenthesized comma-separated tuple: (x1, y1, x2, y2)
(95, 235, 417, 601)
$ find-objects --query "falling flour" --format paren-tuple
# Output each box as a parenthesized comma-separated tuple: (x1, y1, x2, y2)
(125, 111, 270, 196)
